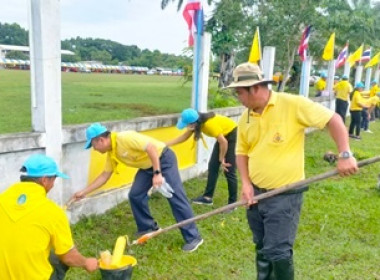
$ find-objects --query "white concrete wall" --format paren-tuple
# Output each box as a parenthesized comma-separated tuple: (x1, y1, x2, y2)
(0, 107, 243, 223)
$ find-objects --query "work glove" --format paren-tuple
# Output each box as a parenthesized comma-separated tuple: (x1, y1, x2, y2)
(148, 177, 175, 198)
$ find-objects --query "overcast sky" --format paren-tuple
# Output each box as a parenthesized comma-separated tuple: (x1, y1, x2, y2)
(1, 0, 213, 55)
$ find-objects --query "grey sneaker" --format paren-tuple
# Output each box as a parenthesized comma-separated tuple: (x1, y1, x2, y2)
(192, 196, 213, 205)
(182, 238, 204, 252)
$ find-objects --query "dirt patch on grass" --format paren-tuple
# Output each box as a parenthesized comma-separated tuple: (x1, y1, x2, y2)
(84, 102, 169, 116)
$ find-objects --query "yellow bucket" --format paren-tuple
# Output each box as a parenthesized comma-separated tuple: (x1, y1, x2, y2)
(99, 255, 137, 280)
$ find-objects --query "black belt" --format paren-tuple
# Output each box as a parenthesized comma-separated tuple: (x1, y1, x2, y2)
(252, 183, 308, 195)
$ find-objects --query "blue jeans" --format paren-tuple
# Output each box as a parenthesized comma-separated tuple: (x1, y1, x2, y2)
(128, 148, 201, 243)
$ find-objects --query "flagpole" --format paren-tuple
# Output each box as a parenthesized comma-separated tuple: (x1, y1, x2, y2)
(193, 8, 203, 111)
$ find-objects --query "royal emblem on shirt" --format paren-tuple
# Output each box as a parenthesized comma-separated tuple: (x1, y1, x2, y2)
(17, 194, 27, 205)
(273, 132, 284, 143)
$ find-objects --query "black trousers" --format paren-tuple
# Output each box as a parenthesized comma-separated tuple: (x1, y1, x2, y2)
(204, 128, 238, 204)
(349, 110, 361, 136)
(49, 252, 69, 280)
(247, 185, 303, 261)
(335, 99, 348, 124)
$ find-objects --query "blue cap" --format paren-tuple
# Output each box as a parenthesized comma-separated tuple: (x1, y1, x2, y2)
(355, 82, 365, 88)
(176, 108, 199, 130)
(22, 154, 69, 179)
(371, 79, 377, 85)
(342, 75, 348, 80)
(320, 72, 327, 78)
(84, 123, 107, 149)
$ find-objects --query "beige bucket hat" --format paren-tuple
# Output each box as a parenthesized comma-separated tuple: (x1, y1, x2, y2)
(226, 62, 275, 88)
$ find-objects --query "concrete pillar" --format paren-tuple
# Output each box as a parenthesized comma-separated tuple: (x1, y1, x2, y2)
(195, 32, 211, 112)
(364, 68, 372, 90)
(262, 47, 275, 81)
(28, 0, 63, 203)
(343, 60, 350, 78)
(374, 67, 380, 82)
(354, 66, 363, 85)
(327, 60, 335, 99)
(299, 56, 312, 97)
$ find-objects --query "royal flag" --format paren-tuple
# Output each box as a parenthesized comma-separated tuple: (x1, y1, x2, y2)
(298, 25, 312, 61)
(347, 45, 363, 67)
(335, 42, 349, 69)
(358, 48, 371, 63)
(322, 33, 335, 61)
(365, 52, 380, 68)
(248, 27, 261, 64)
(182, 0, 203, 47)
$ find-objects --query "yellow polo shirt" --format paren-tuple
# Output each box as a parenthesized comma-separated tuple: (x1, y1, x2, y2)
(367, 96, 379, 107)
(0, 182, 74, 280)
(201, 114, 236, 138)
(350, 91, 365, 111)
(315, 79, 326, 91)
(236, 92, 333, 189)
(334, 80, 353, 101)
(105, 131, 166, 170)
(370, 85, 380, 98)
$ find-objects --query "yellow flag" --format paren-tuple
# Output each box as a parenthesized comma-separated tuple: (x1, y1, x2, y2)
(365, 52, 380, 68)
(248, 27, 261, 64)
(347, 45, 363, 67)
(322, 33, 335, 61)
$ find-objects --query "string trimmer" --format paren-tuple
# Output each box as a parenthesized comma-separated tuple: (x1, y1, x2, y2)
(131, 155, 380, 245)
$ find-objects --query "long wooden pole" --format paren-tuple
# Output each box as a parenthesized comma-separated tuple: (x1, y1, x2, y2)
(132, 156, 380, 245)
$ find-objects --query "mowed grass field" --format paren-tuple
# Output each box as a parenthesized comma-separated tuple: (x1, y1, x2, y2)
(0, 70, 199, 134)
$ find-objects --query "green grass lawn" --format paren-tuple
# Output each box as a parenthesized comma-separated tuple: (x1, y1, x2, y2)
(0, 70, 199, 133)
(65, 122, 380, 280)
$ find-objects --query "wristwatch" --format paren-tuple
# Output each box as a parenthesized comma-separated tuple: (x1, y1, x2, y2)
(338, 151, 353, 159)
(153, 169, 161, 175)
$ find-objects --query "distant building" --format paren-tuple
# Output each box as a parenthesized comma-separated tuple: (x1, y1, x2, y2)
(0, 44, 74, 59)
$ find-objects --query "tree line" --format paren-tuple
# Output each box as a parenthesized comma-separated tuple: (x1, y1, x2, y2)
(163, 0, 380, 88)
(0, 22, 191, 69)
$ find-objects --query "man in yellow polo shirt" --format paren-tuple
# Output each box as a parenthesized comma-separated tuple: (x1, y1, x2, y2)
(72, 123, 203, 252)
(333, 75, 353, 123)
(227, 62, 358, 280)
(314, 72, 327, 97)
(0, 154, 98, 280)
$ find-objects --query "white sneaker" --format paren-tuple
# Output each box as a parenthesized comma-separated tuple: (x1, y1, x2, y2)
(364, 130, 373, 133)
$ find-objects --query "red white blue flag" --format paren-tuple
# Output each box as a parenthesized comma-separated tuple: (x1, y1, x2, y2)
(298, 25, 312, 61)
(357, 48, 371, 63)
(183, 0, 203, 47)
(335, 43, 349, 69)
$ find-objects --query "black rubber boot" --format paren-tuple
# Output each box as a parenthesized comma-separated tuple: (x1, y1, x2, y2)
(256, 253, 275, 280)
(272, 258, 294, 280)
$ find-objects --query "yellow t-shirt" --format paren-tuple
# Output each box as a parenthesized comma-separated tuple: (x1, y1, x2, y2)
(370, 85, 380, 98)
(105, 131, 166, 170)
(201, 114, 236, 138)
(350, 91, 365, 111)
(315, 79, 326, 91)
(334, 80, 353, 101)
(236, 91, 333, 189)
(0, 182, 74, 280)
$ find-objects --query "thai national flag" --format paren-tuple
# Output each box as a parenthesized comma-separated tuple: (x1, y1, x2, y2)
(183, 0, 203, 47)
(335, 43, 348, 69)
(298, 25, 312, 61)
(358, 48, 371, 63)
